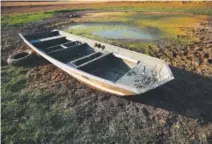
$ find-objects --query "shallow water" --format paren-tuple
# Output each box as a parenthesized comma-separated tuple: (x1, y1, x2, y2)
(67, 23, 157, 40)
(64, 12, 207, 46)
(93, 29, 154, 40)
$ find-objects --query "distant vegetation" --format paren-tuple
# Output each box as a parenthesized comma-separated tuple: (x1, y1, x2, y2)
(1, 2, 212, 27)
(1, 9, 86, 27)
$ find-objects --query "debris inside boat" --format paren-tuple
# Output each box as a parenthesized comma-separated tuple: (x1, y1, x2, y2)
(19, 30, 174, 96)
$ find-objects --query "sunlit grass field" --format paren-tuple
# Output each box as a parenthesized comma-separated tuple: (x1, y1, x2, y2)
(1, 12, 55, 26)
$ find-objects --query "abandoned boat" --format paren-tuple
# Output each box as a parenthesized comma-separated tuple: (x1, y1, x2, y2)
(19, 30, 174, 96)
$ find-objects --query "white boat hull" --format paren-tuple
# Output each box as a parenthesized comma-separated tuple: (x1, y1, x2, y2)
(19, 30, 174, 96)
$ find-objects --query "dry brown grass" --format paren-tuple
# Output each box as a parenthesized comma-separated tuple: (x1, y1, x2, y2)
(2, 1, 212, 14)
(1, 1, 94, 7)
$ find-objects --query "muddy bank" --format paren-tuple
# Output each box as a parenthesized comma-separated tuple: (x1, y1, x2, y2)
(148, 21, 212, 77)
(1, 12, 212, 143)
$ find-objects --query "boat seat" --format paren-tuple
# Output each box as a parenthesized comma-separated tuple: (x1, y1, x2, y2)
(30, 35, 65, 44)
(24, 31, 59, 41)
(43, 41, 79, 53)
(63, 41, 82, 48)
(48, 43, 87, 55)
(48, 43, 93, 61)
(33, 36, 69, 48)
(69, 52, 103, 66)
(77, 53, 113, 69)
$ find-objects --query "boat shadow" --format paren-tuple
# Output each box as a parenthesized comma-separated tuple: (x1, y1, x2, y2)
(23, 54, 212, 124)
(24, 55, 51, 68)
(124, 66, 212, 124)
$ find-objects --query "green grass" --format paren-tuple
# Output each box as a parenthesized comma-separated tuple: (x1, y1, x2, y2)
(1, 9, 87, 27)
(1, 12, 54, 27)
(1, 65, 158, 143)
(1, 3, 212, 27)
(1, 66, 73, 143)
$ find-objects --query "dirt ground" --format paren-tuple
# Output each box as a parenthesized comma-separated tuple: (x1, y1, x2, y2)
(1, 3, 212, 144)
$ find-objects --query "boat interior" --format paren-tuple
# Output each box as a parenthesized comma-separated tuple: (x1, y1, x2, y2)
(24, 30, 159, 89)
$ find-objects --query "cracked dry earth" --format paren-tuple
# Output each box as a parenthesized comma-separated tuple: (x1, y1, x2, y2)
(2, 15, 212, 143)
